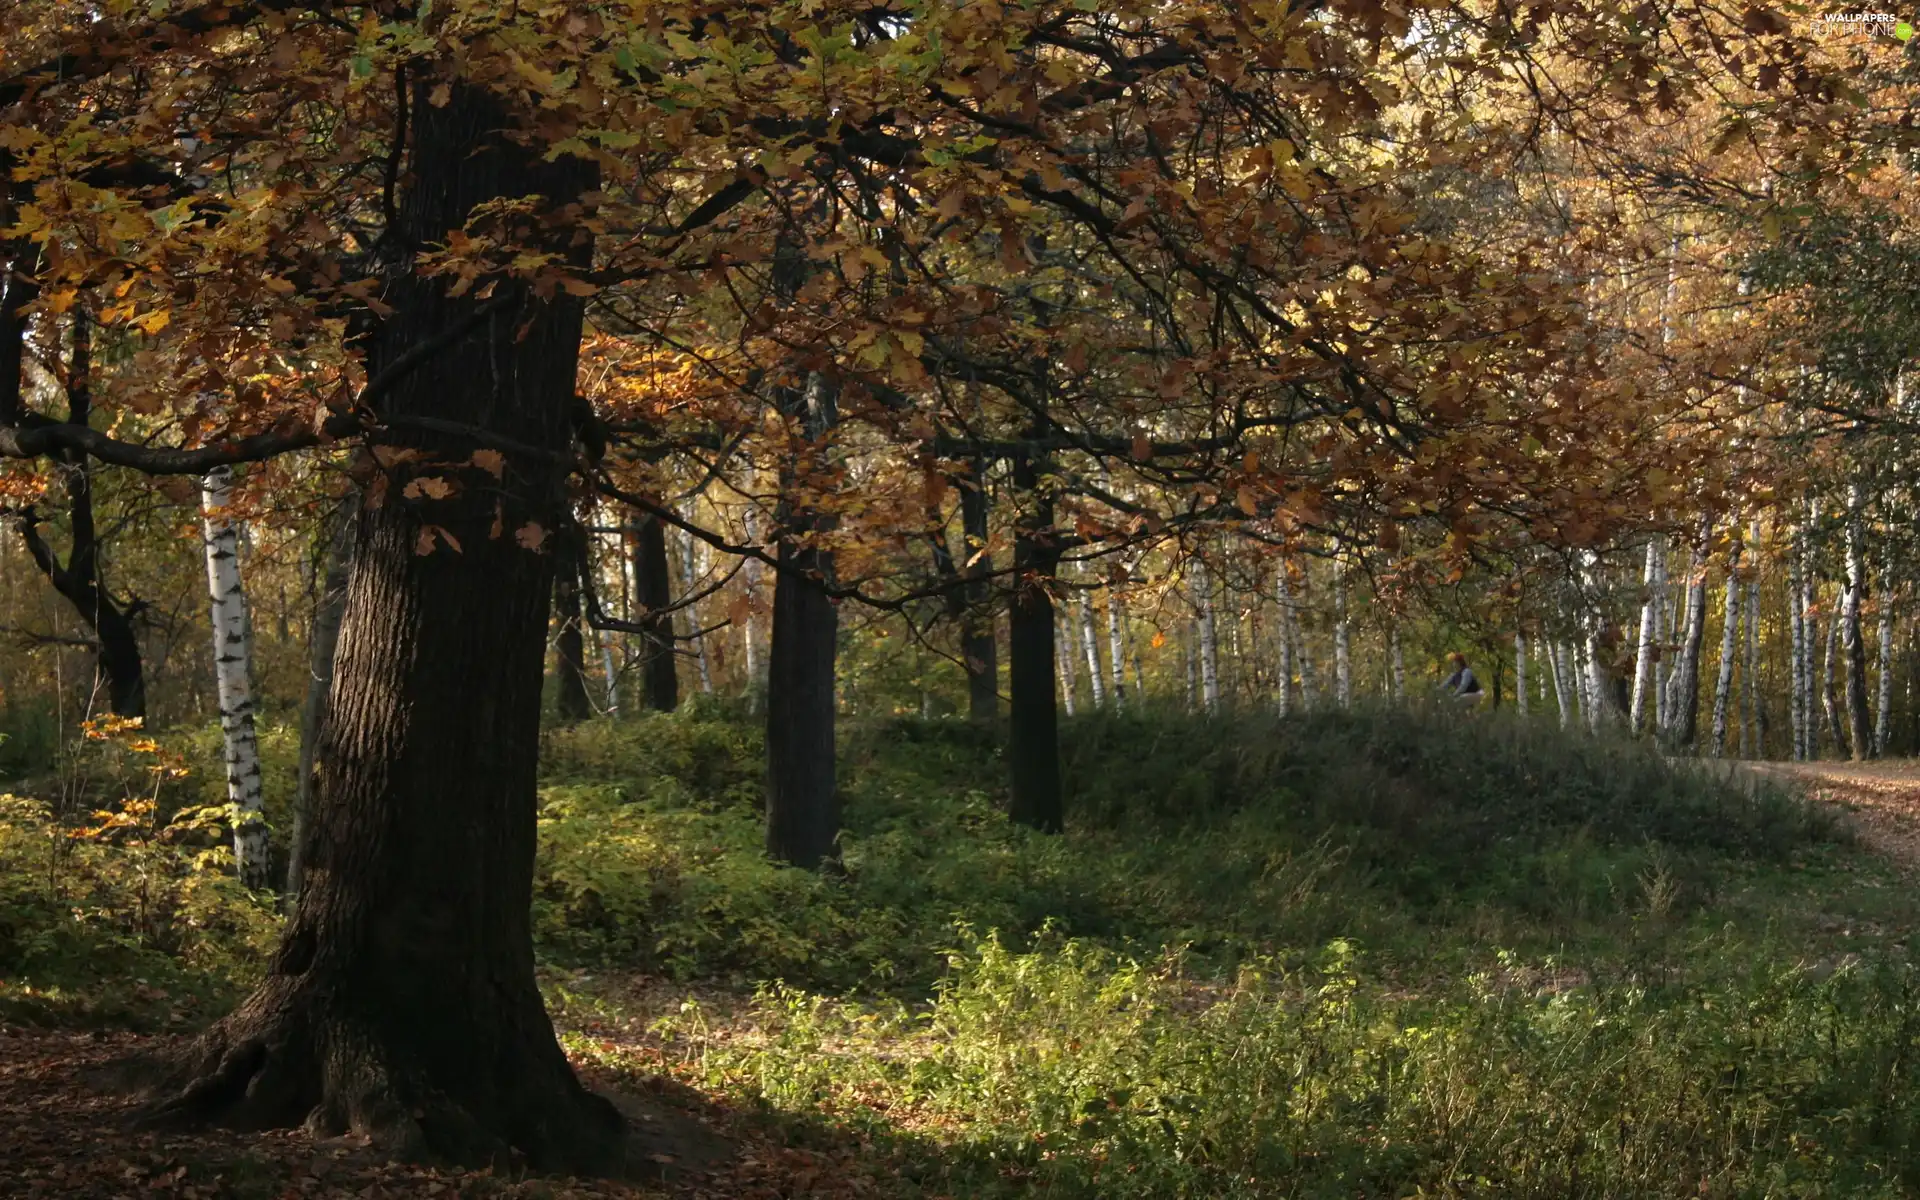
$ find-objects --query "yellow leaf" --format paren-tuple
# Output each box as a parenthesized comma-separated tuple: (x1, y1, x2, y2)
(137, 308, 171, 335)
(471, 449, 506, 479)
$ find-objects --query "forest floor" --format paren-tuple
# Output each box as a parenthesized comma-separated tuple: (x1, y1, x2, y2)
(1743, 759, 1920, 872)
(7, 711, 1920, 1198)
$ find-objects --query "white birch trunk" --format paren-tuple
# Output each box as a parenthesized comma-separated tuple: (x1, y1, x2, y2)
(1630, 536, 1663, 734)
(1195, 560, 1220, 713)
(1059, 612, 1079, 716)
(1332, 558, 1352, 709)
(1079, 591, 1106, 708)
(1513, 630, 1527, 717)
(1709, 542, 1741, 757)
(200, 467, 268, 891)
(1549, 637, 1572, 728)
(1107, 592, 1127, 709)
(1821, 605, 1840, 759)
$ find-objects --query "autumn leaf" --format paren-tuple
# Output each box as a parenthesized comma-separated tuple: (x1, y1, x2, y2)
(515, 522, 549, 551)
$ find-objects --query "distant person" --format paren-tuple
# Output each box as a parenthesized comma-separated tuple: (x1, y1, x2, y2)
(1440, 652, 1485, 702)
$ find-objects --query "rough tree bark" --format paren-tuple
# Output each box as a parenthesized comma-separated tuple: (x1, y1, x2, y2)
(200, 466, 269, 890)
(765, 373, 840, 869)
(1007, 443, 1062, 833)
(141, 81, 630, 1173)
(11, 312, 146, 718)
(631, 514, 678, 712)
(290, 499, 353, 904)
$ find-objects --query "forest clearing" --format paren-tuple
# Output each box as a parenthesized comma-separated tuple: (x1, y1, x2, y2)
(8, 0, 1920, 1196)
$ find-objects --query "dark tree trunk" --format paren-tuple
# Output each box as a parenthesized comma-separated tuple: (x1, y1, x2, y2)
(631, 514, 678, 712)
(765, 374, 839, 869)
(766, 530, 839, 867)
(960, 462, 999, 723)
(553, 530, 593, 723)
(142, 81, 627, 1173)
(289, 497, 354, 904)
(12, 311, 146, 719)
(1007, 447, 1061, 833)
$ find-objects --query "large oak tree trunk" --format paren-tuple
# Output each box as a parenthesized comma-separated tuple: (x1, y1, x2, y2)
(143, 81, 626, 1173)
(290, 499, 353, 904)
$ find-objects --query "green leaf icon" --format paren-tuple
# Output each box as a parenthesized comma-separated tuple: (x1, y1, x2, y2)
(1897, 19, 1915, 40)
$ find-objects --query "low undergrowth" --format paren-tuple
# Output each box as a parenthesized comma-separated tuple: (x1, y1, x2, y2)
(3, 702, 1917, 1195)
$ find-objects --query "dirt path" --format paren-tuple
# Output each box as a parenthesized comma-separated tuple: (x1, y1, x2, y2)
(1743, 759, 1920, 872)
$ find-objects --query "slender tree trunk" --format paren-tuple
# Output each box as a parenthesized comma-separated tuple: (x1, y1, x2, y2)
(680, 514, 714, 695)
(766, 373, 840, 868)
(1822, 604, 1844, 759)
(1057, 611, 1079, 716)
(1106, 591, 1126, 710)
(1513, 630, 1527, 717)
(200, 466, 269, 890)
(740, 504, 765, 706)
(1744, 519, 1763, 758)
(1079, 591, 1106, 707)
(1332, 557, 1352, 709)
(959, 464, 997, 723)
(1194, 559, 1219, 713)
(10, 312, 146, 718)
(1276, 567, 1295, 717)
(552, 529, 592, 723)
(290, 499, 352, 904)
(1007, 445, 1061, 833)
(1631, 536, 1663, 734)
(1789, 537, 1807, 761)
(1875, 565, 1895, 757)
(1549, 637, 1572, 728)
(631, 514, 678, 712)
(1392, 625, 1408, 703)
(1664, 535, 1708, 748)
(1843, 485, 1873, 758)
(1292, 567, 1317, 712)
(1709, 541, 1741, 757)
(147, 82, 627, 1170)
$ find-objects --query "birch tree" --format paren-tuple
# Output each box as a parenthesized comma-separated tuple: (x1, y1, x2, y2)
(200, 466, 268, 891)
(1709, 541, 1741, 757)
